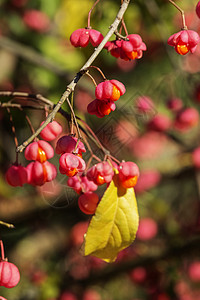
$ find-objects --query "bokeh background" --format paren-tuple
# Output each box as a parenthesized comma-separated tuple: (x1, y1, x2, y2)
(1, 0, 200, 299)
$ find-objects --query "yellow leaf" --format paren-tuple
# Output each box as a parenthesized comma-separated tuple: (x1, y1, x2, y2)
(83, 173, 139, 263)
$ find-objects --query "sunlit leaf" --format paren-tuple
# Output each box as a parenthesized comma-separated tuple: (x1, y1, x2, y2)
(83, 173, 139, 263)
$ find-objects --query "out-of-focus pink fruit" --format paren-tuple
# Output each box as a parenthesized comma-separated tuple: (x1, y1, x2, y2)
(137, 218, 158, 240)
(23, 10, 50, 32)
(134, 170, 161, 194)
(174, 107, 199, 131)
(135, 96, 155, 114)
(129, 267, 147, 284)
(188, 261, 200, 281)
(147, 114, 171, 132)
(59, 291, 78, 300)
(196, 1, 200, 18)
(192, 147, 200, 168)
(70, 221, 89, 246)
(82, 289, 102, 300)
(6, 164, 27, 187)
(130, 131, 167, 159)
(167, 97, 183, 112)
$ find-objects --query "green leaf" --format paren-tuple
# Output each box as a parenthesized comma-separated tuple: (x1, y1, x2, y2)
(83, 173, 139, 263)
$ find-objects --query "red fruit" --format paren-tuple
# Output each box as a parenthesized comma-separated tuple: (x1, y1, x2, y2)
(192, 147, 200, 168)
(104, 34, 147, 61)
(23, 10, 50, 33)
(174, 107, 199, 131)
(137, 218, 158, 240)
(196, 1, 200, 18)
(55, 135, 86, 156)
(95, 80, 126, 101)
(129, 267, 147, 284)
(0, 296, 7, 300)
(118, 161, 140, 188)
(59, 153, 86, 176)
(26, 161, 57, 186)
(87, 99, 116, 118)
(147, 114, 171, 132)
(0, 261, 20, 288)
(134, 170, 161, 194)
(87, 162, 114, 185)
(167, 30, 200, 55)
(188, 261, 200, 281)
(70, 28, 103, 48)
(82, 289, 101, 300)
(6, 164, 27, 187)
(25, 140, 54, 163)
(78, 192, 99, 215)
(40, 121, 62, 141)
(67, 175, 97, 194)
(167, 97, 183, 112)
(89, 29, 104, 47)
(121, 34, 147, 59)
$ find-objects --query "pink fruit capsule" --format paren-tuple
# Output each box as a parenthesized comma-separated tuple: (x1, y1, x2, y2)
(59, 153, 86, 177)
(40, 121, 62, 141)
(167, 30, 200, 55)
(26, 161, 57, 186)
(25, 140, 54, 163)
(0, 261, 20, 288)
(87, 162, 114, 185)
(78, 192, 99, 215)
(118, 161, 140, 188)
(56, 135, 86, 156)
(6, 164, 27, 187)
(95, 80, 126, 101)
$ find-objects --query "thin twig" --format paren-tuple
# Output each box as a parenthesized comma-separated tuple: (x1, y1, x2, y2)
(66, 97, 82, 139)
(86, 71, 98, 87)
(18, 107, 35, 135)
(0, 91, 54, 108)
(16, 0, 131, 153)
(89, 66, 107, 80)
(87, 0, 101, 28)
(0, 241, 5, 260)
(78, 118, 109, 155)
(6, 108, 18, 149)
(168, 0, 187, 30)
(70, 92, 74, 135)
(0, 221, 15, 229)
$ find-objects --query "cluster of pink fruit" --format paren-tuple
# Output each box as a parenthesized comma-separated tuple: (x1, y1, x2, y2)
(135, 95, 200, 133)
(5, 121, 140, 215)
(6, 121, 62, 187)
(0, 240, 20, 298)
(87, 79, 126, 118)
(68, 160, 139, 215)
